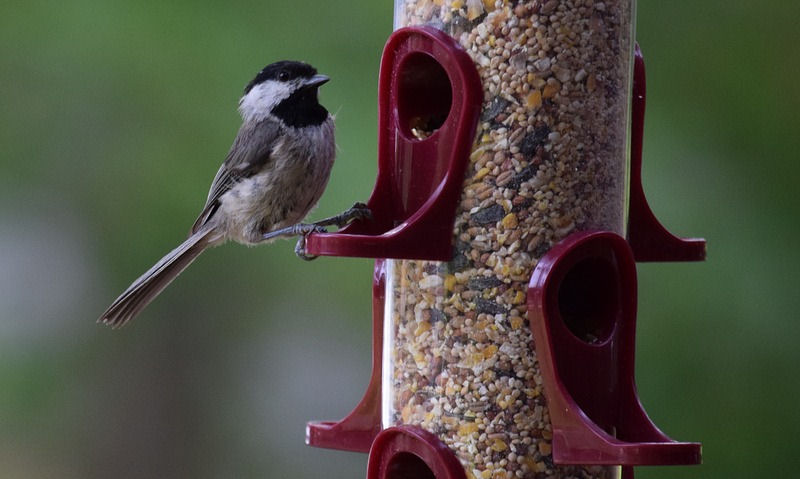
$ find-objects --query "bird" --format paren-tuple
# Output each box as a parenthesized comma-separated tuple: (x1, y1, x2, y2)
(99, 60, 369, 328)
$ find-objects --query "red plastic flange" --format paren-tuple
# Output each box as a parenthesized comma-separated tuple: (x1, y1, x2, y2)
(306, 260, 386, 452)
(305, 26, 483, 260)
(627, 45, 706, 262)
(527, 230, 702, 466)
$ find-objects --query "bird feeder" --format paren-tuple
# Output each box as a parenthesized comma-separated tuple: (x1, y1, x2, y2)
(304, 1, 704, 478)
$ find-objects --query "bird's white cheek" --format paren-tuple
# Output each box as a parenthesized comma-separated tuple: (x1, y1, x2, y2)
(238, 81, 292, 121)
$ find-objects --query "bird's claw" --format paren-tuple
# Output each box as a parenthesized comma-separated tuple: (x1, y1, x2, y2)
(293, 225, 327, 260)
(345, 202, 372, 223)
(312, 202, 372, 229)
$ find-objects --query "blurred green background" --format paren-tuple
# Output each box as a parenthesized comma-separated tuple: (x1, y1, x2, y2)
(1, 1, 797, 478)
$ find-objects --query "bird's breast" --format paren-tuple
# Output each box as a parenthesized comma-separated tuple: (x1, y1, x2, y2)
(217, 118, 335, 244)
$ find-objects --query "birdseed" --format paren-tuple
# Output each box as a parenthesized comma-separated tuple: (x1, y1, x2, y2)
(384, 1, 635, 478)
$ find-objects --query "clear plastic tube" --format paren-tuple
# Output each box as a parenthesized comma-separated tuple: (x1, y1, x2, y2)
(385, 1, 635, 478)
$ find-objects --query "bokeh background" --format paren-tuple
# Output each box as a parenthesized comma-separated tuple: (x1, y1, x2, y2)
(1, 1, 797, 478)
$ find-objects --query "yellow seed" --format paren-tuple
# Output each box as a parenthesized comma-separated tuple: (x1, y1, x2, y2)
(538, 441, 552, 456)
(444, 274, 457, 292)
(510, 316, 524, 329)
(491, 438, 508, 452)
(470, 352, 483, 366)
(451, 0, 464, 9)
(524, 387, 539, 397)
(482, 344, 498, 359)
(481, 470, 492, 479)
(442, 415, 458, 425)
(542, 81, 560, 99)
(501, 212, 518, 229)
(467, 3, 484, 20)
(401, 405, 413, 423)
(512, 290, 525, 305)
(474, 167, 490, 180)
(414, 320, 432, 336)
(522, 456, 537, 471)
(470, 147, 487, 161)
(525, 89, 542, 109)
(482, 0, 495, 11)
(458, 422, 479, 435)
(413, 351, 425, 366)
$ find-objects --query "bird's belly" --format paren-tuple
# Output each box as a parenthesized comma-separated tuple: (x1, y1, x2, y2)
(217, 161, 330, 244)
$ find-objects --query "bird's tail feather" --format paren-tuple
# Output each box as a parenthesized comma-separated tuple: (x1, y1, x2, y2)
(99, 228, 216, 328)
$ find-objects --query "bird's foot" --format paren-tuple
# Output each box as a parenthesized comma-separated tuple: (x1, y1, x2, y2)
(261, 202, 370, 260)
(261, 223, 326, 242)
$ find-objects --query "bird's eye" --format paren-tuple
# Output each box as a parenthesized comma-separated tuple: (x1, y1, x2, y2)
(278, 71, 290, 81)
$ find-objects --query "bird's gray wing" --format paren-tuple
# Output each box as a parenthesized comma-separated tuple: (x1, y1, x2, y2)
(190, 119, 281, 234)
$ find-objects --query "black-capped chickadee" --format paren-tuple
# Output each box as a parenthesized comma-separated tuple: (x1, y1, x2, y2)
(100, 61, 369, 328)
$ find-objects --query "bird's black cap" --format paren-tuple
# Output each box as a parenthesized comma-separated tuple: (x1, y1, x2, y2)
(244, 61, 318, 95)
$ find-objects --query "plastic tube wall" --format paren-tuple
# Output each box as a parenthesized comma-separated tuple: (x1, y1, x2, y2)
(383, 1, 636, 478)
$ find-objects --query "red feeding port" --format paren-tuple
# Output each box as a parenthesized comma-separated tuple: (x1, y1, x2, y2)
(305, 26, 483, 260)
(527, 231, 702, 469)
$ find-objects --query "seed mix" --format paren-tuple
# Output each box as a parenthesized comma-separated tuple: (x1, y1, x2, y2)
(385, 1, 634, 478)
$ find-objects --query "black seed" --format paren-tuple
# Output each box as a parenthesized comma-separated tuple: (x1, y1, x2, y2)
(519, 125, 551, 158)
(448, 252, 469, 271)
(475, 298, 507, 315)
(468, 276, 503, 290)
(472, 204, 505, 225)
(481, 96, 511, 123)
(446, 241, 471, 272)
(430, 308, 447, 323)
(534, 242, 551, 258)
(511, 198, 533, 212)
(507, 165, 538, 190)
(496, 366, 515, 378)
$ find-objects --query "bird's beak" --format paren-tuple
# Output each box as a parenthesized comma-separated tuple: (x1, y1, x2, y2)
(305, 74, 330, 88)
